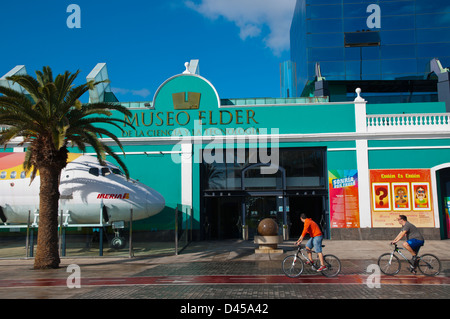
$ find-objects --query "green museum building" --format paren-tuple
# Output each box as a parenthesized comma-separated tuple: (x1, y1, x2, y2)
(2, 61, 450, 241)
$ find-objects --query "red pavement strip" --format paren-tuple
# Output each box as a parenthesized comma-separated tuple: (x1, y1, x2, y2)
(0, 275, 448, 288)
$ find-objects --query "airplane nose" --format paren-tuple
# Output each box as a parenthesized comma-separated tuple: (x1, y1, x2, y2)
(147, 188, 165, 216)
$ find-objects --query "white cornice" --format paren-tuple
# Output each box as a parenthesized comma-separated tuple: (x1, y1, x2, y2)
(6, 130, 450, 148)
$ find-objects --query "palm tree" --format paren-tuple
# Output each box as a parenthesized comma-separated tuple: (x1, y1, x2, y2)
(0, 66, 134, 269)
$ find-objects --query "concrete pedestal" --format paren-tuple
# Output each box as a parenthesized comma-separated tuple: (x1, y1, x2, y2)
(254, 235, 283, 254)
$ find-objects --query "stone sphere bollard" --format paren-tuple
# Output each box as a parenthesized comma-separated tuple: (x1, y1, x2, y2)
(257, 218, 278, 236)
(254, 218, 283, 253)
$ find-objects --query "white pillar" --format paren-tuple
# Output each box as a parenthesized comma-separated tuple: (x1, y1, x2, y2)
(181, 143, 193, 207)
(354, 89, 371, 228)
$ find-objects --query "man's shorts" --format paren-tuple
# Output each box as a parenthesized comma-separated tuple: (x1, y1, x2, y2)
(306, 235, 323, 253)
(407, 238, 424, 253)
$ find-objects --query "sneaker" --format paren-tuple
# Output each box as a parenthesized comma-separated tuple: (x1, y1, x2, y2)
(317, 265, 328, 272)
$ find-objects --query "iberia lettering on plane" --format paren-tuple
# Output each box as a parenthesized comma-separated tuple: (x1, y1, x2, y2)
(97, 193, 130, 199)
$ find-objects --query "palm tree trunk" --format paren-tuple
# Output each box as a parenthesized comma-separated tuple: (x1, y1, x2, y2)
(34, 165, 61, 269)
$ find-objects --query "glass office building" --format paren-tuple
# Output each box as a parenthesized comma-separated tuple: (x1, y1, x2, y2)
(290, 0, 450, 103)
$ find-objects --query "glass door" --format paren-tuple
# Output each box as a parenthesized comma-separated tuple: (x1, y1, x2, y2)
(244, 195, 286, 239)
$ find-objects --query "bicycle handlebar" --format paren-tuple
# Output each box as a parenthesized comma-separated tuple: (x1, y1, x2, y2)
(390, 243, 403, 250)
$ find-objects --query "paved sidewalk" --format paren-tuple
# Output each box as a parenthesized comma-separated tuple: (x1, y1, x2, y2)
(156, 239, 450, 263)
(0, 239, 448, 300)
(0, 239, 449, 277)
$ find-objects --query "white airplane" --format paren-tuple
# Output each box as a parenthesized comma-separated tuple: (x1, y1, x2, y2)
(0, 152, 165, 248)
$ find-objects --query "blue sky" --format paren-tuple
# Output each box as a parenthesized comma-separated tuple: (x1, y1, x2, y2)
(0, 0, 296, 102)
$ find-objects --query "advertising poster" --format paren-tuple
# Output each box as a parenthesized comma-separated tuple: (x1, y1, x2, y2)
(329, 169, 360, 228)
(370, 169, 434, 227)
(392, 183, 410, 211)
(372, 182, 391, 211)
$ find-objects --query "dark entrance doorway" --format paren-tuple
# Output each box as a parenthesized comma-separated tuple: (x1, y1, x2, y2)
(203, 197, 241, 240)
(200, 147, 328, 240)
(437, 168, 450, 239)
(288, 196, 326, 239)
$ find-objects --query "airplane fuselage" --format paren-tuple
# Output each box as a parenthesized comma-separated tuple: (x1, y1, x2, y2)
(0, 153, 165, 225)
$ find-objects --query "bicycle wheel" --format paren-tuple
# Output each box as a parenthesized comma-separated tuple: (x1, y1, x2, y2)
(282, 255, 304, 278)
(320, 254, 341, 277)
(378, 253, 401, 275)
(418, 254, 441, 276)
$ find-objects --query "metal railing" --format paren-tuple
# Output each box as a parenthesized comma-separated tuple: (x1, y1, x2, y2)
(0, 204, 192, 259)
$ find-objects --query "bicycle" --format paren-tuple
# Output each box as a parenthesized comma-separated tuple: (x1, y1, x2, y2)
(377, 243, 441, 276)
(282, 244, 341, 278)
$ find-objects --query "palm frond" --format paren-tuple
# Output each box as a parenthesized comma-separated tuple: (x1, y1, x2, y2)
(5, 74, 42, 103)
(0, 66, 133, 180)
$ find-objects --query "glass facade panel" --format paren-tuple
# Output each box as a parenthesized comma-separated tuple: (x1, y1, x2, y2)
(416, 13, 450, 29)
(416, 0, 450, 14)
(307, 5, 342, 19)
(343, 3, 369, 18)
(317, 61, 346, 76)
(291, 0, 450, 97)
(308, 47, 344, 61)
(280, 61, 297, 98)
(346, 60, 381, 77)
(381, 59, 417, 74)
(343, 17, 369, 32)
(345, 46, 380, 60)
(416, 28, 450, 44)
(307, 0, 342, 4)
(417, 43, 450, 58)
(345, 60, 362, 76)
(382, 15, 414, 30)
(382, 1, 415, 16)
(307, 33, 343, 47)
(381, 44, 416, 59)
(308, 19, 343, 33)
(380, 30, 415, 45)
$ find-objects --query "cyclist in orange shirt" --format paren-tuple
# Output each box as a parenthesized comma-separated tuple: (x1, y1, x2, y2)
(295, 213, 326, 271)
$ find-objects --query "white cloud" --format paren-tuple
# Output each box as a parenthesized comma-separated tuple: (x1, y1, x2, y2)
(185, 0, 296, 56)
(112, 87, 151, 98)
(131, 88, 152, 98)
